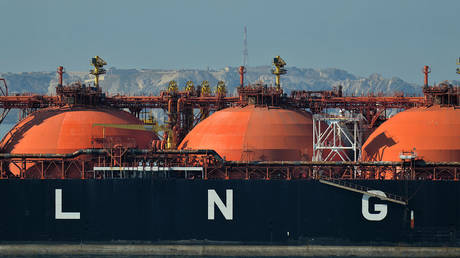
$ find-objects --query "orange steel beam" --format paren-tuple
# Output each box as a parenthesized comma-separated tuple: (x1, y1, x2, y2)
(0, 95, 60, 108)
(2, 155, 458, 180)
(291, 96, 425, 106)
(105, 96, 239, 108)
(0, 95, 238, 109)
(288, 95, 426, 121)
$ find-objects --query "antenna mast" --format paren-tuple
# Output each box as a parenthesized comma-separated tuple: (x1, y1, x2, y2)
(243, 26, 248, 67)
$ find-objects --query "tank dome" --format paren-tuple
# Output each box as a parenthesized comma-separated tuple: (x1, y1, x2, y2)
(0, 107, 156, 177)
(362, 106, 460, 162)
(178, 105, 314, 161)
(1, 107, 155, 154)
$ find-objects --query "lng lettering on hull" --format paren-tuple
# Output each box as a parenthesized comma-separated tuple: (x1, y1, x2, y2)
(55, 189, 80, 220)
(362, 190, 388, 221)
(54, 188, 387, 222)
(2, 180, 455, 244)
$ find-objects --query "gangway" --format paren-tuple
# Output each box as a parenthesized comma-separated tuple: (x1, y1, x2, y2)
(319, 178, 407, 205)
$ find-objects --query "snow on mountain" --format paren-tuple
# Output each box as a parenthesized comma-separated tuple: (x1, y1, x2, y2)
(0, 66, 430, 97)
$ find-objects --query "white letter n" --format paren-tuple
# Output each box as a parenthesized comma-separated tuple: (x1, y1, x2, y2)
(208, 189, 233, 220)
(55, 189, 80, 220)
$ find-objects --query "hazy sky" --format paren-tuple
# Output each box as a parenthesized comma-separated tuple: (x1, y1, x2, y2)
(1, 0, 459, 83)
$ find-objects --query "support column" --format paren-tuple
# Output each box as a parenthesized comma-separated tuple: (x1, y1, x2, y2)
(21, 159, 26, 179)
(61, 159, 65, 179)
(81, 160, 85, 179)
(204, 158, 208, 180)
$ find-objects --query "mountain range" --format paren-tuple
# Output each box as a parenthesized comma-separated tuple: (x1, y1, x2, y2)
(1, 66, 444, 97)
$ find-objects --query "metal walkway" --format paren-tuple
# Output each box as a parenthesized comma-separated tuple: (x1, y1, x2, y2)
(319, 178, 407, 205)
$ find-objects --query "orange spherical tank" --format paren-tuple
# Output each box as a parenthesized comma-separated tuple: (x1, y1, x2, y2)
(1, 107, 156, 178)
(362, 106, 460, 162)
(179, 105, 314, 161)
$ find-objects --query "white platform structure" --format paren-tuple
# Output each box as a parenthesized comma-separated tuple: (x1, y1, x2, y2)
(312, 114, 362, 162)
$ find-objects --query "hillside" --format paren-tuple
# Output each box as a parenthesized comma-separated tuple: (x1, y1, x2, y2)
(0, 66, 432, 97)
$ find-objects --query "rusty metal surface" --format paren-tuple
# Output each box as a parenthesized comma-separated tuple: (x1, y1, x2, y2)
(1, 147, 458, 180)
(362, 105, 460, 162)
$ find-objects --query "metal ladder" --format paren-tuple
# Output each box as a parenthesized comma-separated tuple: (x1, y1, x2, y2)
(319, 178, 407, 205)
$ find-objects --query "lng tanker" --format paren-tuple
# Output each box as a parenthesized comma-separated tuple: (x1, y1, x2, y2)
(0, 56, 459, 246)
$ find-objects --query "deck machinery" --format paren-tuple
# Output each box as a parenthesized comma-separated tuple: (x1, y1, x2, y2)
(0, 56, 457, 181)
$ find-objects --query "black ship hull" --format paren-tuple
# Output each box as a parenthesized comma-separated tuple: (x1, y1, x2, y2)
(0, 179, 458, 245)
